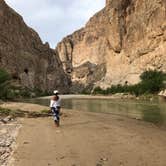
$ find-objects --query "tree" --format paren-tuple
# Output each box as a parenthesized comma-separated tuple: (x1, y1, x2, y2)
(140, 70, 166, 94)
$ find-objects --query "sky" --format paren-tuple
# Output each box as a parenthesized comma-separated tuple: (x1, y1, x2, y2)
(5, 0, 105, 48)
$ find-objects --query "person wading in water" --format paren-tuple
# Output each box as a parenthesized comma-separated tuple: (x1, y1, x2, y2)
(50, 90, 61, 127)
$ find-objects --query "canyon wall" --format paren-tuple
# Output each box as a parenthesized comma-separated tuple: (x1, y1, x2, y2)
(56, 0, 166, 92)
(0, 0, 70, 93)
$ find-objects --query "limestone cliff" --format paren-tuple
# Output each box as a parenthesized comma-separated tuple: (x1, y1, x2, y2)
(56, 0, 166, 92)
(0, 0, 69, 93)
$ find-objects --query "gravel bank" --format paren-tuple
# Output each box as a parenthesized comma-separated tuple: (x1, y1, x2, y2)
(0, 117, 21, 166)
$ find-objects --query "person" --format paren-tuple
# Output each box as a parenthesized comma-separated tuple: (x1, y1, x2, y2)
(50, 90, 61, 127)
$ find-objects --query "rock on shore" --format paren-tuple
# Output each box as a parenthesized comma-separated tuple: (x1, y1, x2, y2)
(0, 117, 20, 166)
(159, 89, 166, 97)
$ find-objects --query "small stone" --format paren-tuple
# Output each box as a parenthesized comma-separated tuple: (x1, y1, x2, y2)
(0, 129, 7, 134)
(0, 119, 7, 124)
(0, 116, 13, 124)
(60, 156, 65, 159)
(1, 152, 10, 160)
(100, 157, 108, 161)
(23, 141, 29, 144)
(0, 148, 6, 155)
(119, 161, 124, 166)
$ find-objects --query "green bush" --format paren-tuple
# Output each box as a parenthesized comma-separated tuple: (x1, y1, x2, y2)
(0, 68, 51, 100)
(93, 70, 166, 96)
(93, 87, 106, 95)
(139, 70, 166, 94)
(0, 69, 10, 84)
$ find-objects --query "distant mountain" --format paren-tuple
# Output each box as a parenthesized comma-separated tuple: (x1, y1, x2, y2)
(0, 0, 70, 93)
(56, 0, 166, 92)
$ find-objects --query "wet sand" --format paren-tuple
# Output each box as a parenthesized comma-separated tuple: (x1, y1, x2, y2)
(1, 102, 165, 166)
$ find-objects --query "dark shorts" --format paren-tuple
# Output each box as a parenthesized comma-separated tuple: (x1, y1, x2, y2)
(51, 107, 60, 122)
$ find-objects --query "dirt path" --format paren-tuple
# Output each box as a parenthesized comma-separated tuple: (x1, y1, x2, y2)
(8, 110, 166, 166)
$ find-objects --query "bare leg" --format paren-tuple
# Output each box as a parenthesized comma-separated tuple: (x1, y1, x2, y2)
(54, 121, 59, 127)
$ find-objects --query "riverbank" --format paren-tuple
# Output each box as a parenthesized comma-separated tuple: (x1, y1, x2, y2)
(0, 102, 49, 166)
(0, 102, 166, 166)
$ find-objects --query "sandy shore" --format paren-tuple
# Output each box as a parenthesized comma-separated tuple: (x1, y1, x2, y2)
(0, 102, 48, 112)
(1, 102, 166, 166)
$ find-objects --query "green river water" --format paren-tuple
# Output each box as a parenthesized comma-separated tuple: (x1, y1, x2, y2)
(27, 96, 166, 128)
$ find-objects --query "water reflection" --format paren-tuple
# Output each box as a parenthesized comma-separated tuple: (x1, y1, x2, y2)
(141, 106, 163, 125)
(62, 98, 166, 127)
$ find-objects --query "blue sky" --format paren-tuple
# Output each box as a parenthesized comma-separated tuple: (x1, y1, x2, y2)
(6, 0, 105, 48)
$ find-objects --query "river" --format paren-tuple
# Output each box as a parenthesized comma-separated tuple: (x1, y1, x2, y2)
(26, 95, 166, 128)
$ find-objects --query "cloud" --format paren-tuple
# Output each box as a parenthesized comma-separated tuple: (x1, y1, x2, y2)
(5, 0, 105, 48)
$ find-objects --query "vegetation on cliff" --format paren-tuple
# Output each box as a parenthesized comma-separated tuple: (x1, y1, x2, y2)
(0, 0, 69, 93)
(0, 69, 11, 99)
(0, 68, 51, 100)
(93, 70, 166, 96)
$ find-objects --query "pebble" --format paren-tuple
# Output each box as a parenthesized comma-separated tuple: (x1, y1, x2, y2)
(0, 148, 6, 155)
(100, 157, 108, 161)
(0, 116, 13, 124)
(0, 129, 7, 134)
(23, 141, 29, 145)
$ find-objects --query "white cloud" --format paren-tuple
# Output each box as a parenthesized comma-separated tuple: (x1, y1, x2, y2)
(5, 0, 105, 48)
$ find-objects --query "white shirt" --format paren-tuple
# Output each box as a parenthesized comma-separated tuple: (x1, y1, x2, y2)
(50, 99, 61, 108)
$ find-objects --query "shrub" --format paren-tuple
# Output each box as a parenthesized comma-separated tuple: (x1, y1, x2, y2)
(93, 70, 166, 96)
(140, 70, 166, 94)
(0, 68, 50, 99)
(0, 69, 10, 85)
(93, 87, 106, 94)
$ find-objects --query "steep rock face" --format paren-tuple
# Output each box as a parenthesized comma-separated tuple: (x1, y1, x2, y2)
(0, 0, 69, 93)
(56, 0, 166, 91)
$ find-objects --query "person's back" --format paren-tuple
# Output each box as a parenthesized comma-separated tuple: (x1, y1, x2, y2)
(50, 91, 61, 127)
(50, 95, 61, 108)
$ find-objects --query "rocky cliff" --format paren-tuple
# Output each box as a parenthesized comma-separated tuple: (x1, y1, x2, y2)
(0, 0, 69, 93)
(56, 0, 166, 92)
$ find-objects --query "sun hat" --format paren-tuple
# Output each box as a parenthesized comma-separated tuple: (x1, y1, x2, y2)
(53, 90, 59, 95)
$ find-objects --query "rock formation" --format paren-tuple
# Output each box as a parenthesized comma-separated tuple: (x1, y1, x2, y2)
(56, 0, 166, 92)
(159, 89, 166, 98)
(0, 0, 69, 93)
